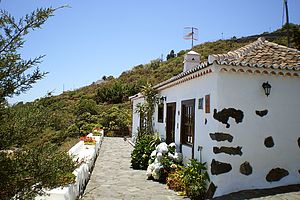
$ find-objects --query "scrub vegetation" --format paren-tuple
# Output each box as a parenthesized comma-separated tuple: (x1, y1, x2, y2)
(0, 4, 298, 198)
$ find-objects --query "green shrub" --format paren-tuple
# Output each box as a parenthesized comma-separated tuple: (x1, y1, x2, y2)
(166, 168, 185, 192)
(67, 124, 80, 137)
(0, 144, 77, 199)
(182, 159, 209, 200)
(131, 135, 160, 170)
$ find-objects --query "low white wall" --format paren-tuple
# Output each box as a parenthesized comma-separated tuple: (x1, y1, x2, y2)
(36, 134, 103, 200)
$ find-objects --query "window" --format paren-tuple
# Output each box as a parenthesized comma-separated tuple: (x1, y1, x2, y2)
(158, 103, 164, 123)
(181, 99, 195, 145)
(205, 95, 210, 113)
(198, 98, 203, 109)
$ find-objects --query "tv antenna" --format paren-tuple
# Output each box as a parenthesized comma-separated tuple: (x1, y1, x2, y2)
(184, 27, 198, 48)
(283, 0, 290, 47)
(46, 89, 56, 97)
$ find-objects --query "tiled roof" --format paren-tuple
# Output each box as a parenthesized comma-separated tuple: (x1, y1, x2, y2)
(154, 38, 300, 90)
(153, 61, 210, 89)
(208, 37, 300, 70)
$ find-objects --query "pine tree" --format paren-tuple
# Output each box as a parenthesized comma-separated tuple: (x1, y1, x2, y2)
(0, 6, 77, 200)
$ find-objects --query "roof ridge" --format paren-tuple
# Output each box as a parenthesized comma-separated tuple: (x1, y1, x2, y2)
(154, 37, 300, 91)
(265, 40, 300, 53)
(208, 37, 266, 64)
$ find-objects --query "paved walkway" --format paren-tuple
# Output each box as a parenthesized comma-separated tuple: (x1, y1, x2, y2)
(82, 137, 299, 200)
(214, 184, 300, 200)
(82, 137, 185, 200)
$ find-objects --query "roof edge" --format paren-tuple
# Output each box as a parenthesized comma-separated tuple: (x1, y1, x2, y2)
(129, 92, 143, 101)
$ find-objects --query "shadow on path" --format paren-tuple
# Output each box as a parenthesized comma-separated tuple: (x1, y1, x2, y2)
(214, 184, 300, 200)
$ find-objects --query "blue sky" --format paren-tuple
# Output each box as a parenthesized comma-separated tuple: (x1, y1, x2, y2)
(1, 0, 300, 103)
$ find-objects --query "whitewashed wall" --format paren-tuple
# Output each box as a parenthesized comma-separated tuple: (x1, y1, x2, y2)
(153, 66, 219, 166)
(131, 97, 145, 143)
(212, 65, 300, 197)
(131, 62, 300, 198)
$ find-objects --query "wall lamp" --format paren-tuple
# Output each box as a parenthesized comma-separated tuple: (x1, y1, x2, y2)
(159, 96, 167, 104)
(262, 81, 271, 97)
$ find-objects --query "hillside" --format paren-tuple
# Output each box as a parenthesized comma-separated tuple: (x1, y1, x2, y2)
(3, 24, 299, 151)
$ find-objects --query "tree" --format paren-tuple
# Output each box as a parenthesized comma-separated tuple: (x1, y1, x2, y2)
(102, 75, 107, 80)
(76, 98, 98, 116)
(95, 81, 126, 104)
(166, 50, 176, 60)
(0, 7, 61, 102)
(0, 6, 77, 200)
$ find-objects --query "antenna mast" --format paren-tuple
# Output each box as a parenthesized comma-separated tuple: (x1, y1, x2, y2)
(184, 27, 198, 48)
(284, 0, 290, 47)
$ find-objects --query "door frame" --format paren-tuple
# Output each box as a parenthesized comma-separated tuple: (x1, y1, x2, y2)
(166, 102, 176, 144)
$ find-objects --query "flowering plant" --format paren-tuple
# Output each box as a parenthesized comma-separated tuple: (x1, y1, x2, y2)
(92, 127, 103, 136)
(80, 136, 96, 145)
(146, 142, 183, 182)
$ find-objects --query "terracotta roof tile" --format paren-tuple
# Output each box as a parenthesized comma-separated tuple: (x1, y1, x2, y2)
(208, 37, 300, 70)
(155, 38, 300, 90)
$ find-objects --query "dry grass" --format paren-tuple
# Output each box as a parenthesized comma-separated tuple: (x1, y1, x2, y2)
(59, 137, 80, 152)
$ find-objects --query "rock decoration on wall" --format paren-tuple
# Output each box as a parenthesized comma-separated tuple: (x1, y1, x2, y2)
(266, 168, 289, 182)
(211, 159, 232, 175)
(255, 109, 268, 117)
(213, 146, 242, 156)
(240, 161, 253, 175)
(205, 182, 217, 199)
(264, 136, 275, 148)
(213, 108, 244, 128)
(209, 132, 233, 142)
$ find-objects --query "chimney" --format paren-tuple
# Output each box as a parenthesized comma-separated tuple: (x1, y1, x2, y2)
(183, 51, 200, 72)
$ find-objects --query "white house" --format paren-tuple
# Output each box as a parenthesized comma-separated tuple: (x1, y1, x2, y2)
(130, 37, 300, 198)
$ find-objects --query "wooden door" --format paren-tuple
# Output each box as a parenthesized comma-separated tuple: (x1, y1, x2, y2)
(166, 103, 176, 144)
(180, 99, 195, 145)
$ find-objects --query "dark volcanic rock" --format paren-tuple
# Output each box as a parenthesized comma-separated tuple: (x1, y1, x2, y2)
(213, 146, 242, 156)
(255, 109, 268, 117)
(213, 108, 244, 128)
(209, 132, 233, 142)
(205, 118, 207, 125)
(240, 161, 253, 175)
(266, 168, 289, 182)
(298, 137, 300, 148)
(211, 159, 232, 175)
(205, 182, 217, 199)
(264, 136, 274, 148)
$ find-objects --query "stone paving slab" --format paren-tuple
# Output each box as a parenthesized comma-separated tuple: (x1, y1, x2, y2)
(82, 137, 186, 200)
(82, 137, 299, 200)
